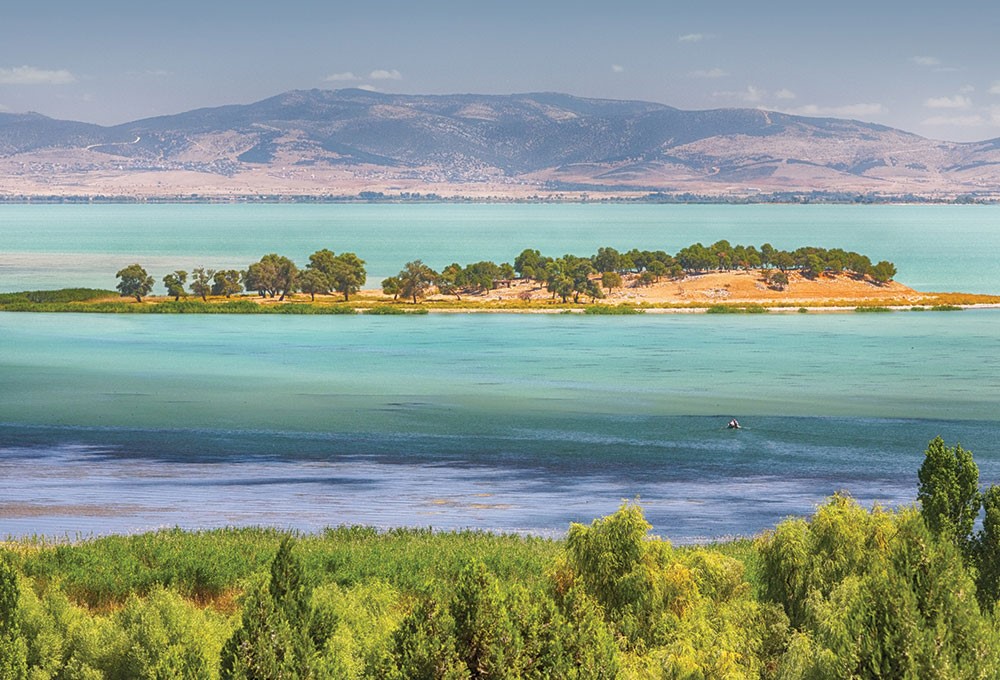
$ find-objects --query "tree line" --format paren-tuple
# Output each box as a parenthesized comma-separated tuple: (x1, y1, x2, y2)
(115, 242, 897, 304)
(115, 249, 367, 303)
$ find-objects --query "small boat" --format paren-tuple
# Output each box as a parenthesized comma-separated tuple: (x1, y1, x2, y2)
(727, 418, 741, 429)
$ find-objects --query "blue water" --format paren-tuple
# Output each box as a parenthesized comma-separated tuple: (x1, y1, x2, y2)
(2, 203, 1000, 541)
(1, 203, 999, 292)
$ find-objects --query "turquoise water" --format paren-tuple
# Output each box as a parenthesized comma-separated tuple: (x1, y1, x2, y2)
(2, 310, 999, 540)
(1, 203, 999, 292)
(2, 203, 1000, 540)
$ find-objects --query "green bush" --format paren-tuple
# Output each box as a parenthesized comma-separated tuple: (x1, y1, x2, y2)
(366, 305, 429, 315)
(582, 304, 644, 315)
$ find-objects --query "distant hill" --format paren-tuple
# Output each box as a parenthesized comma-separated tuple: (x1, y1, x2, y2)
(2, 89, 1000, 199)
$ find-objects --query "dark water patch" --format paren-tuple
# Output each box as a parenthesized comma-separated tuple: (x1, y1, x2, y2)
(3, 415, 1000, 542)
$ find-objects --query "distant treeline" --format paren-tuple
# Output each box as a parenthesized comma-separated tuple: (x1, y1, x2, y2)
(1, 437, 999, 677)
(111, 242, 896, 304)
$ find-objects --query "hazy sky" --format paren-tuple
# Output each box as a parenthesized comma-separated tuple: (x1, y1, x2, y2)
(2, 0, 998, 142)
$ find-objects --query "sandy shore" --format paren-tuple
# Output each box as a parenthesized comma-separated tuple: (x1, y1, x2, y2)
(432, 270, 922, 306)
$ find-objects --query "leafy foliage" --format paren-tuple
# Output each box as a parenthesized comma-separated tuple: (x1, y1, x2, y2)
(115, 263, 154, 302)
(918, 436, 981, 552)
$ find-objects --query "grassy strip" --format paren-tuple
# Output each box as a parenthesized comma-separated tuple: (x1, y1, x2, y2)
(705, 304, 769, 314)
(0, 288, 996, 314)
(582, 304, 644, 315)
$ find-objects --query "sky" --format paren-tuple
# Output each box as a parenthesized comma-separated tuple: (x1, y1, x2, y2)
(2, 0, 999, 142)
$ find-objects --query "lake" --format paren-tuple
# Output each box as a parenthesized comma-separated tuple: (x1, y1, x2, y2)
(1, 204, 999, 541)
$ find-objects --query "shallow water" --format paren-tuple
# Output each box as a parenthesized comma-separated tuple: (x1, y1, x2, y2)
(2, 311, 999, 541)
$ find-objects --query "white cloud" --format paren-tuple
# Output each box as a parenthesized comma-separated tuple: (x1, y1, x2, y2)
(713, 85, 765, 103)
(357, 84, 379, 92)
(325, 72, 360, 82)
(959, 84, 975, 94)
(788, 103, 886, 118)
(369, 69, 402, 80)
(921, 114, 986, 127)
(775, 88, 796, 100)
(689, 67, 728, 78)
(0, 65, 75, 85)
(924, 95, 973, 109)
(678, 33, 704, 43)
(911, 56, 941, 66)
(990, 81, 1000, 95)
(0, 103, 9, 112)
(611, 64, 625, 73)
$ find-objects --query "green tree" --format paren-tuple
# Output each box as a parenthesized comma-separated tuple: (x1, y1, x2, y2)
(761, 495, 994, 679)
(115, 263, 154, 302)
(450, 562, 520, 679)
(870, 260, 897, 284)
(220, 537, 315, 679)
(397, 260, 437, 304)
(381, 276, 402, 301)
(976, 485, 1000, 612)
(0, 554, 28, 680)
(329, 252, 367, 301)
(189, 267, 215, 301)
(298, 269, 330, 301)
(436, 263, 465, 300)
(768, 270, 789, 291)
(308, 249, 367, 301)
(245, 254, 298, 300)
(389, 597, 468, 680)
(918, 436, 980, 553)
(601, 271, 622, 292)
(462, 261, 501, 293)
(513, 249, 548, 280)
(117, 588, 226, 680)
(592, 247, 622, 274)
(162, 270, 188, 301)
(212, 270, 244, 298)
(307, 249, 338, 279)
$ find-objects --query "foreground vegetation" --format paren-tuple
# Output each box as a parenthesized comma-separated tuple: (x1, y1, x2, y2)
(2, 437, 1000, 678)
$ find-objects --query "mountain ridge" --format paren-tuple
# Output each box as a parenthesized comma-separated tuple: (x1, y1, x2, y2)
(2, 89, 999, 199)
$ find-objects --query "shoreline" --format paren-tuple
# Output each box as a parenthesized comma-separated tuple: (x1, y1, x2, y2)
(4, 269, 999, 314)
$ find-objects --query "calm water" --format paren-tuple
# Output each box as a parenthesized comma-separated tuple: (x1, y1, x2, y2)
(1, 204, 999, 541)
(1, 203, 999, 293)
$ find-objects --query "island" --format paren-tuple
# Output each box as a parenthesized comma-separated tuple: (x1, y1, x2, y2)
(2, 242, 998, 313)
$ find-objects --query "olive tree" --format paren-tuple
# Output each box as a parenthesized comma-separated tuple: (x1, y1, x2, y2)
(397, 260, 437, 303)
(189, 267, 215, 301)
(162, 270, 188, 301)
(116, 263, 154, 302)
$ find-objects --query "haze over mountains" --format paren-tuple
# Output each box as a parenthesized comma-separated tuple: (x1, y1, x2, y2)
(2, 89, 999, 199)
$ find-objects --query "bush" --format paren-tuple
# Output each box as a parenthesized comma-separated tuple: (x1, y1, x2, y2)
(582, 304, 644, 315)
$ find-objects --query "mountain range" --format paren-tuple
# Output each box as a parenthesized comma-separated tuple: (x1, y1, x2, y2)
(2, 89, 999, 199)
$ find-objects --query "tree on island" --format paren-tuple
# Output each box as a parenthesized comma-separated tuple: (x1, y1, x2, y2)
(245, 254, 298, 300)
(601, 271, 622, 292)
(162, 270, 188, 301)
(435, 263, 465, 300)
(297, 269, 330, 301)
(397, 260, 437, 303)
(871, 260, 897, 285)
(306, 249, 367, 301)
(381, 276, 402, 300)
(329, 252, 367, 301)
(189, 267, 215, 301)
(115, 264, 154, 302)
(211, 270, 244, 298)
